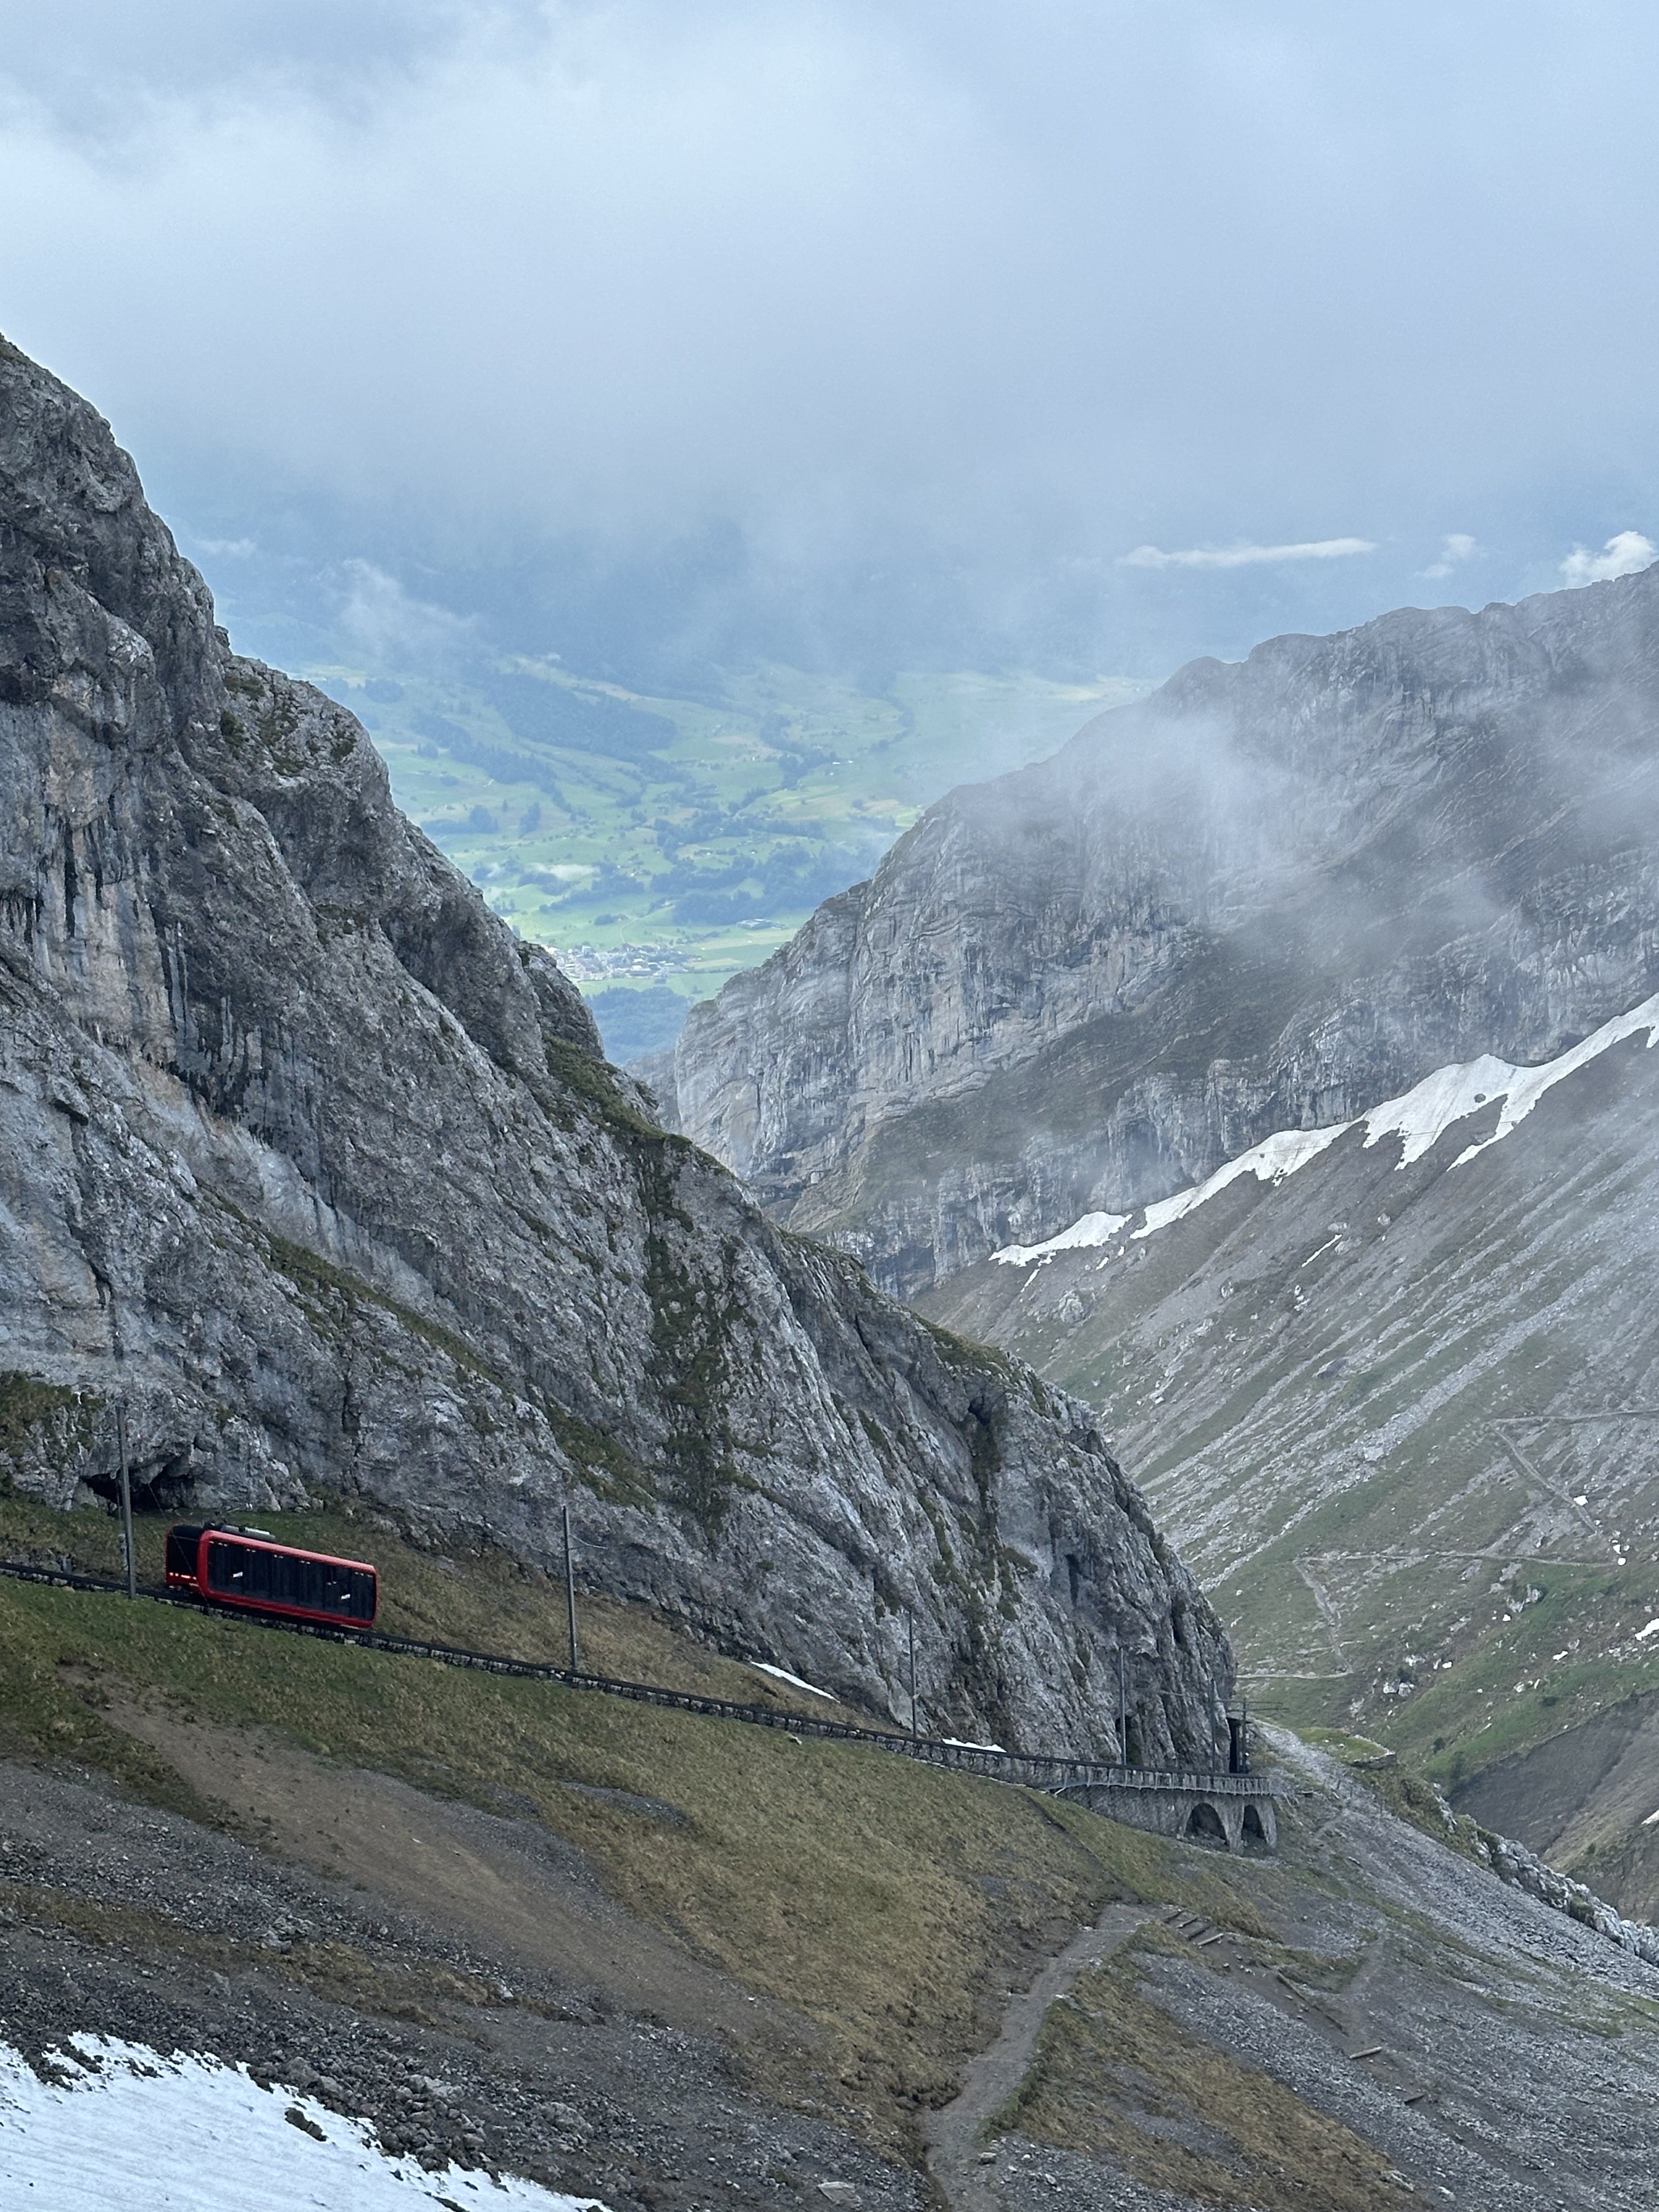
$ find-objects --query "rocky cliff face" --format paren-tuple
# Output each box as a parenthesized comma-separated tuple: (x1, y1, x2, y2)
(668, 577, 1659, 1294)
(0, 335, 1229, 1763)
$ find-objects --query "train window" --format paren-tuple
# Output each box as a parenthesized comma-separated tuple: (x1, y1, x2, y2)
(206, 1539, 246, 1593)
(166, 1526, 204, 1578)
(201, 1537, 375, 1622)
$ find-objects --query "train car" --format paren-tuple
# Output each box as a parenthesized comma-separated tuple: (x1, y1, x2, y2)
(164, 1523, 378, 1628)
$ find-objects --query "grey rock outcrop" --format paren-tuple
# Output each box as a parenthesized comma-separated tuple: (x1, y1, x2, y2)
(1415, 1773, 1659, 1968)
(0, 333, 1229, 1762)
(669, 575, 1659, 1295)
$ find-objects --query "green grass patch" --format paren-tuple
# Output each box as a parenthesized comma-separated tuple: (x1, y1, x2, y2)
(0, 1570, 1100, 2148)
(0, 1486, 1309, 2159)
(1300, 1726, 1393, 1766)
(0, 1491, 1300, 2157)
(307, 657, 1147, 1012)
(995, 1938, 1404, 2209)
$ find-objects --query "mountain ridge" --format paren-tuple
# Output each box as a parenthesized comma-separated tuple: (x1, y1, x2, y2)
(665, 567, 1659, 1296)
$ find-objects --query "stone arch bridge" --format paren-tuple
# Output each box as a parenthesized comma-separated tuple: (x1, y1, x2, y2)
(1053, 1768, 1278, 1852)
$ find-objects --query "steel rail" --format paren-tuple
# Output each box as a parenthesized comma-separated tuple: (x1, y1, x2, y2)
(0, 1553, 1274, 1800)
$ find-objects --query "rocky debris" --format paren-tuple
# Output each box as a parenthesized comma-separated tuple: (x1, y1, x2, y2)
(0, 1755, 921, 2211)
(913, 1723, 1659, 2211)
(0, 331, 1228, 1763)
(1469, 1813, 1659, 1965)
(1353, 1759, 1659, 1963)
(8, 1709, 1659, 2208)
(668, 565, 1659, 1295)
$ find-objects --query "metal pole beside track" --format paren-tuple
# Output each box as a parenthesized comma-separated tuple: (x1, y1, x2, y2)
(562, 1503, 579, 1674)
(907, 1607, 918, 1741)
(116, 1404, 136, 1600)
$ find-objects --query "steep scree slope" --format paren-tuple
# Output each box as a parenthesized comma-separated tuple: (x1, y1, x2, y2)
(668, 571, 1659, 1294)
(917, 1015, 1659, 1913)
(0, 335, 1227, 1762)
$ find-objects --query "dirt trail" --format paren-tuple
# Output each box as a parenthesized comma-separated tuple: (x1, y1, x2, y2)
(922, 1901, 1152, 2211)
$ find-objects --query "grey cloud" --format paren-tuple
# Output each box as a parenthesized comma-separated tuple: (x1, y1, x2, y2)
(2, 2, 1657, 674)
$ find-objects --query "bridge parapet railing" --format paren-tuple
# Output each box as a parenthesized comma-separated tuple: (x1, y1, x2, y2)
(1050, 1766, 1276, 1798)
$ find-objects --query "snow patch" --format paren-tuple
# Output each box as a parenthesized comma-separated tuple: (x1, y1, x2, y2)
(1134, 1125, 1351, 1240)
(940, 1735, 1007, 1753)
(992, 1210, 1128, 1266)
(1447, 995, 1659, 1165)
(749, 1661, 834, 1700)
(1635, 1619, 1659, 1643)
(991, 993, 1659, 1265)
(0, 2036, 604, 2211)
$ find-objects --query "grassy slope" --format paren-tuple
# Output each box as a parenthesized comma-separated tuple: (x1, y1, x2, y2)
(1003, 1927, 1400, 2212)
(308, 658, 1143, 1015)
(8, 1494, 1655, 2202)
(0, 1493, 1253, 2158)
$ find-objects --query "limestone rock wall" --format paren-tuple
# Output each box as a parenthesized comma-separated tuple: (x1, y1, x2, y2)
(0, 333, 1229, 1764)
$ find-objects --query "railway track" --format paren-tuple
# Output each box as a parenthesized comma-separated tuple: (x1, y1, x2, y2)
(0, 1553, 1271, 1801)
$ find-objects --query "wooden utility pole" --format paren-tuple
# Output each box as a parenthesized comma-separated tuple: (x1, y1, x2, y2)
(562, 1503, 579, 1674)
(1117, 1646, 1127, 1767)
(116, 1404, 136, 1599)
(907, 1608, 918, 1741)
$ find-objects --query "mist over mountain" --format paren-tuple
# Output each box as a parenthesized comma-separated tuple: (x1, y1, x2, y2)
(667, 567, 1659, 1297)
(658, 558, 1659, 1929)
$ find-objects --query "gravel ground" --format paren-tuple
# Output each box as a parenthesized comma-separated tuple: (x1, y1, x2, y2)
(960, 1736, 1659, 2212)
(5, 1730, 1658, 2212)
(0, 1753, 921, 2212)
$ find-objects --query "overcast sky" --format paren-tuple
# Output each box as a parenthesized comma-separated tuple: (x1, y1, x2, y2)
(2, 1, 1656, 683)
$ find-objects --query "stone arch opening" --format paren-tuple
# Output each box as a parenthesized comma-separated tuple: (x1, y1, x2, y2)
(1186, 1801, 1229, 1847)
(1241, 1803, 1269, 1853)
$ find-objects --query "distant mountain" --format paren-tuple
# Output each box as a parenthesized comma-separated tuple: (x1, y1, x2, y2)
(666, 572, 1659, 1297)
(0, 332, 1227, 1763)
(917, 1006, 1659, 1917)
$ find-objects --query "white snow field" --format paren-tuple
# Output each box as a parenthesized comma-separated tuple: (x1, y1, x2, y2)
(0, 2037, 606, 2212)
(991, 1208, 1130, 1268)
(995, 992, 1659, 1267)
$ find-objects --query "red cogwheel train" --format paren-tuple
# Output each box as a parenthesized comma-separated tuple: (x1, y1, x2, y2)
(165, 1523, 379, 1628)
